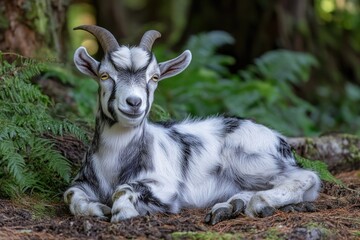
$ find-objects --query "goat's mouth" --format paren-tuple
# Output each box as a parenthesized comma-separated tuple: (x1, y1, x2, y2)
(119, 109, 144, 119)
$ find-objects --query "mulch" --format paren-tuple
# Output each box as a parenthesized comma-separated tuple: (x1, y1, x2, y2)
(0, 170, 359, 240)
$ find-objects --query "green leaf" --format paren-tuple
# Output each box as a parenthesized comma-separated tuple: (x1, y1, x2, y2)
(254, 50, 319, 83)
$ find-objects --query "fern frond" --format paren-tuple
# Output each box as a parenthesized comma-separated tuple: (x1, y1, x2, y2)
(29, 138, 71, 183)
(294, 153, 343, 185)
(0, 140, 26, 185)
(0, 53, 87, 199)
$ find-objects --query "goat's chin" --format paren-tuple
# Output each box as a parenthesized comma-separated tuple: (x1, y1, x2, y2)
(117, 114, 145, 128)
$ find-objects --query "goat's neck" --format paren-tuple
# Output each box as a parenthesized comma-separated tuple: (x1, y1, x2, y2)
(92, 113, 147, 153)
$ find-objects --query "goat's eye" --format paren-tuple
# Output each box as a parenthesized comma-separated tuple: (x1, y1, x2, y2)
(100, 73, 109, 80)
(151, 75, 159, 82)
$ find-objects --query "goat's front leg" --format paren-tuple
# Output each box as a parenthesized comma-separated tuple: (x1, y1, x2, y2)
(111, 180, 175, 223)
(64, 186, 111, 219)
(111, 184, 140, 222)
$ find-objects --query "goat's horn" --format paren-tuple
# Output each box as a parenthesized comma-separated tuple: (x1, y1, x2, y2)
(74, 25, 119, 53)
(139, 30, 161, 51)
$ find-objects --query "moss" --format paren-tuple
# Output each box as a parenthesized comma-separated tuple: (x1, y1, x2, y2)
(353, 231, 360, 237)
(0, 4, 9, 29)
(294, 153, 343, 185)
(300, 137, 320, 159)
(264, 227, 284, 240)
(344, 134, 360, 163)
(171, 231, 244, 240)
(305, 222, 332, 238)
(23, 0, 48, 35)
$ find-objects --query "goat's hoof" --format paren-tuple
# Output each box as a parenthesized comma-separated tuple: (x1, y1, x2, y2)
(258, 206, 275, 218)
(111, 207, 139, 223)
(204, 207, 232, 225)
(229, 198, 245, 216)
(98, 204, 112, 216)
(205, 199, 245, 225)
(280, 202, 316, 213)
(86, 203, 111, 219)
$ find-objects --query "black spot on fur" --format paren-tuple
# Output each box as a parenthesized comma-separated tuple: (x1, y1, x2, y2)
(156, 121, 178, 128)
(209, 160, 272, 191)
(117, 134, 154, 184)
(210, 164, 224, 176)
(169, 130, 204, 179)
(145, 83, 150, 116)
(73, 153, 113, 202)
(97, 85, 116, 127)
(75, 153, 98, 189)
(222, 116, 242, 134)
(130, 181, 170, 211)
(278, 137, 293, 159)
(233, 173, 274, 191)
(158, 141, 169, 158)
(107, 81, 118, 121)
(271, 154, 288, 171)
(89, 118, 101, 154)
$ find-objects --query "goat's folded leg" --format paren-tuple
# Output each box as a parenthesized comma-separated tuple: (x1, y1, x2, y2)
(111, 180, 175, 223)
(245, 169, 320, 218)
(111, 184, 140, 223)
(64, 187, 111, 219)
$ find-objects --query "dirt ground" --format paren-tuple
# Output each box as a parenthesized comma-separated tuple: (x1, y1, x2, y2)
(0, 170, 359, 240)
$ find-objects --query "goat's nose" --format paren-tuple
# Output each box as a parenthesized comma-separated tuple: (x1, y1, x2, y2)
(126, 96, 142, 108)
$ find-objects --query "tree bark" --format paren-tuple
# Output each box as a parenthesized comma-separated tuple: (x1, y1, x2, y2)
(289, 134, 360, 173)
(0, 0, 69, 61)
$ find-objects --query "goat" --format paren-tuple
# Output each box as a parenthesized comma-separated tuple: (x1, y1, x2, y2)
(64, 25, 321, 225)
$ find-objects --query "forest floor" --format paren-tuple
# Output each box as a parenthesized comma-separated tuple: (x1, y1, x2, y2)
(0, 170, 359, 240)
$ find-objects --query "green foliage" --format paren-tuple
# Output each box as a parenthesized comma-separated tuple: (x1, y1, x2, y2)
(0, 53, 87, 198)
(41, 63, 98, 124)
(155, 31, 319, 136)
(23, 0, 48, 35)
(294, 153, 342, 185)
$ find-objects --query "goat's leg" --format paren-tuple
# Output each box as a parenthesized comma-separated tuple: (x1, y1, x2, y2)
(64, 186, 111, 219)
(245, 169, 320, 217)
(110, 184, 140, 222)
(205, 169, 320, 225)
(111, 180, 176, 223)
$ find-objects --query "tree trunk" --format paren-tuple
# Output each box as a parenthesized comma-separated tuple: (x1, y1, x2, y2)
(289, 134, 360, 173)
(0, 0, 69, 61)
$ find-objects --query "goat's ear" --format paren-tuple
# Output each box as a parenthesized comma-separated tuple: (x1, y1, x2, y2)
(74, 46, 99, 78)
(158, 50, 192, 80)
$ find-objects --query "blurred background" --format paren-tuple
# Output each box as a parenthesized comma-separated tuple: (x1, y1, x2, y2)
(1, 0, 360, 137)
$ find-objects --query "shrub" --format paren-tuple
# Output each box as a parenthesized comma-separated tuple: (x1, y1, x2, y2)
(155, 31, 319, 136)
(0, 53, 86, 198)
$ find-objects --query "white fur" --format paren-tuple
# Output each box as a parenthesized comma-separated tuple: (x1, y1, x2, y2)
(131, 47, 150, 70)
(111, 47, 132, 69)
(111, 47, 149, 71)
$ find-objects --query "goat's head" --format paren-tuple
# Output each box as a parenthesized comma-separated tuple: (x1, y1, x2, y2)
(73, 25, 192, 127)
